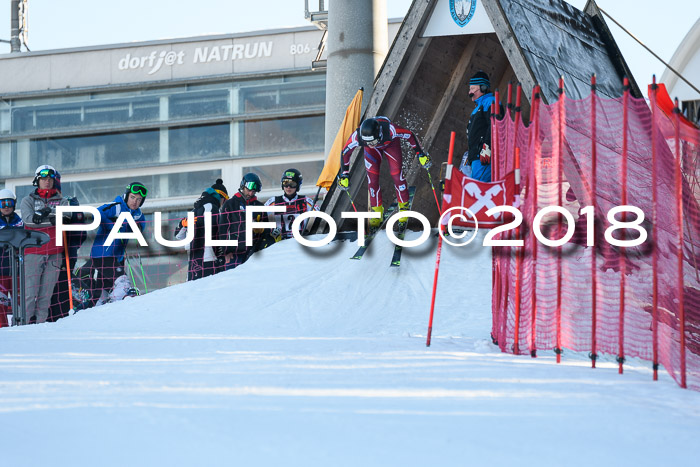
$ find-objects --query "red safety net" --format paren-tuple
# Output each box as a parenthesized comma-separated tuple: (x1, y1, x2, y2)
(0, 206, 272, 326)
(491, 80, 700, 390)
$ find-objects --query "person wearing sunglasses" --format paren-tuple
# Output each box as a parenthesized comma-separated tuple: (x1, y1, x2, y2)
(263, 168, 318, 240)
(220, 173, 275, 270)
(0, 189, 24, 327)
(87, 182, 147, 308)
(174, 178, 230, 281)
(338, 116, 432, 232)
(19, 165, 83, 324)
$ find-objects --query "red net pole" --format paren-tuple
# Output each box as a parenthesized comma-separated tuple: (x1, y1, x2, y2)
(556, 77, 564, 363)
(618, 78, 630, 374)
(529, 85, 541, 358)
(512, 84, 522, 161)
(590, 74, 598, 368)
(507, 82, 513, 122)
(426, 131, 455, 347)
(651, 76, 660, 381)
(513, 147, 522, 354)
(491, 98, 500, 344)
(674, 98, 687, 388)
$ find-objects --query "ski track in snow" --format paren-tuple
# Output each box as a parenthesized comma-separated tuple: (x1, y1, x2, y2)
(0, 230, 699, 466)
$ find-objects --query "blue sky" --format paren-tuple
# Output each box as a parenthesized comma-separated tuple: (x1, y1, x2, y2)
(1, 0, 696, 92)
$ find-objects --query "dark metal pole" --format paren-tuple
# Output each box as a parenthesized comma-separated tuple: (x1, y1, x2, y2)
(10, 0, 21, 53)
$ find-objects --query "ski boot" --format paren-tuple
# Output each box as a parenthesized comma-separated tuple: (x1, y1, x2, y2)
(369, 205, 384, 235)
(395, 201, 410, 231)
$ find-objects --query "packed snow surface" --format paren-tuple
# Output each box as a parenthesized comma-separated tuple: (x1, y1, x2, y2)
(1, 231, 698, 466)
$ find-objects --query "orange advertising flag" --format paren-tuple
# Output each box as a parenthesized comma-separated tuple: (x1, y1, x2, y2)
(316, 88, 364, 189)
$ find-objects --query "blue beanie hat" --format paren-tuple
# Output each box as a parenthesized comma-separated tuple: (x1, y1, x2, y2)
(469, 71, 490, 88)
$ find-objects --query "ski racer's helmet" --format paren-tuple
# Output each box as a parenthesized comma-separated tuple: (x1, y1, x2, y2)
(359, 118, 381, 146)
(124, 182, 148, 207)
(33, 164, 58, 186)
(240, 173, 262, 192)
(0, 188, 16, 210)
(281, 168, 302, 191)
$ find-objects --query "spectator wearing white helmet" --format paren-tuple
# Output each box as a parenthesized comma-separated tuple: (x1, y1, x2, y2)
(0, 188, 24, 327)
(19, 165, 83, 324)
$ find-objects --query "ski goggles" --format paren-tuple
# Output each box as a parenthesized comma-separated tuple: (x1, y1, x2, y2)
(242, 181, 261, 192)
(38, 168, 57, 178)
(0, 199, 15, 208)
(127, 183, 148, 197)
(282, 181, 298, 189)
(214, 189, 229, 201)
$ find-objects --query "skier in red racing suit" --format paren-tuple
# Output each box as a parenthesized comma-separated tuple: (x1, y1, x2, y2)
(338, 116, 431, 230)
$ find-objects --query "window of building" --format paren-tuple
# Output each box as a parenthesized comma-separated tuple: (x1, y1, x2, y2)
(169, 123, 230, 161)
(14, 129, 160, 177)
(241, 115, 324, 156)
(169, 89, 230, 120)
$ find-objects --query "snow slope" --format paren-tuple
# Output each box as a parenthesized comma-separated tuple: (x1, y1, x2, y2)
(1, 231, 698, 467)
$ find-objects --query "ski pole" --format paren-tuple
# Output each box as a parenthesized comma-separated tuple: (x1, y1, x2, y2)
(425, 170, 442, 215)
(62, 231, 75, 315)
(136, 248, 148, 294)
(344, 189, 358, 213)
(124, 248, 138, 294)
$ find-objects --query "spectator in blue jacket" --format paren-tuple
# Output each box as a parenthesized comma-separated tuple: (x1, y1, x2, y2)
(87, 182, 147, 307)
(0, 188, 24, 327)
(460, 71, 496, 182)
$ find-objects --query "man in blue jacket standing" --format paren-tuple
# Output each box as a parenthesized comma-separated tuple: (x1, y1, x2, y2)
(461, 71, 496, 182)
(87, 182, 147, 307)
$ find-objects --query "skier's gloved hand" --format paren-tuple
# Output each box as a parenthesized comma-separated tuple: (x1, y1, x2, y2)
(417, 152, 432, 169)
(337, 173, 350, 191)
(32, 207, 52, 224)
(479, 143, 491, 165)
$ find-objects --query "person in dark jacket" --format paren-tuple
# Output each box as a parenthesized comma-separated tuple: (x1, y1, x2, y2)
(220, 173, 273, 270)
(87, 182, 147, 307)
(460, 71, 496, 182)
(0, 188, 24, 327)
(20, 165, 83, 324)
(175, 178, 229, 281)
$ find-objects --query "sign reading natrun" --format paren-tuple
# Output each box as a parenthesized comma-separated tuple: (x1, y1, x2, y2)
(117, 41, 277, 75)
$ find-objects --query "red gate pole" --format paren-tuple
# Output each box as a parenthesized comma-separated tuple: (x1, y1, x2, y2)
(507, 82, 513, 123)
(63, 231, 75, 314)
(650, 76, 660, 380)
(529, 85, 541, 358)
(618, 78, 630, 374)
(590, 74, 599, 368)
(674, 98, 687, 388)
(555, 77, 565, 363)
(494, 89, 501, 181)
(512, 84, 523, 168)
(513, 148, 523, 354)
(426, 131, 455, 347)
(490, 98, 500, 345)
